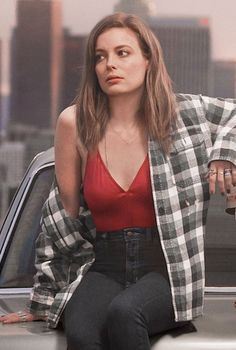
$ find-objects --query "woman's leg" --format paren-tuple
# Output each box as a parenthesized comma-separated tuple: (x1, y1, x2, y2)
(107, 271, 188, 350)
(63, 270, 123, 350)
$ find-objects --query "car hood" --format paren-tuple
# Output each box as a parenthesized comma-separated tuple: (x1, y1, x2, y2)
(1, 293, 236, 350)
(0, 293, 66, 350)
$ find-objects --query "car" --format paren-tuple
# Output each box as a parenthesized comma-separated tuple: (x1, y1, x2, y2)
(0, 148, 236, 350)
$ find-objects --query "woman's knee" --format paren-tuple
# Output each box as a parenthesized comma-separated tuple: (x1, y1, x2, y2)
(107, 294, 144, 328)
(65, 327, 97, 350)
(63, 312, 95, 350)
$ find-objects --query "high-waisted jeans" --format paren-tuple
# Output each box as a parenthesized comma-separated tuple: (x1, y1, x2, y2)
(63, 227, 188, 350)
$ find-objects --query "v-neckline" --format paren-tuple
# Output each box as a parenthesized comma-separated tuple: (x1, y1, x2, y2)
(98, 151, 148, 193)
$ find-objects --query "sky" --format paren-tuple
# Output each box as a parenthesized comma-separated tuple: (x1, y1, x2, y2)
(0, 0, 236, 94)
(64, 0, 236, 60)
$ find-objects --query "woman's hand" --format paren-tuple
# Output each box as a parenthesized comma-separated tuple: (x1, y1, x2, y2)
(0, 311, 47, 324)
(208, 160, 236, 194)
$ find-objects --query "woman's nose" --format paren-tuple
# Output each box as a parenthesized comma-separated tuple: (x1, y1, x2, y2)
(106, 55, 117, 69)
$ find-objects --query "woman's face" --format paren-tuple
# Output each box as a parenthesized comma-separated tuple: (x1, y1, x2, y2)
(95, 27, 149, 98)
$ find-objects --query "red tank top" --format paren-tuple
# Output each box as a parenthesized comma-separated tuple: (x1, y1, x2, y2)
(83, 151, 156, 231)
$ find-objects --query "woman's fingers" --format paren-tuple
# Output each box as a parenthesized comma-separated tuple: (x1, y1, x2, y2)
(0, 311, 41, 324)
(217, 169, 225, 194)
(208, 161, 236, 194)
(0, 313, 20, 324)
(223, 168, 233, 193)
(231, 167, 236, 186)
(208, 167, 217, 194)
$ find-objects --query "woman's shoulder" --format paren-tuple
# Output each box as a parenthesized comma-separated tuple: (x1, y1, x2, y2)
(57, 105, 76, 129)
(175, 93, 201, 103)
(56, 105, 87, 157)
(175, 93, 204, 114)
(55, 105, 78, 150)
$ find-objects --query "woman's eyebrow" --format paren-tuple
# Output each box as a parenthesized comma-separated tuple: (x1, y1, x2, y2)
(95, 44, 132, 52)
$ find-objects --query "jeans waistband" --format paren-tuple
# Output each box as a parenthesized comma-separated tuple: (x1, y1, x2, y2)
(96, 227, 157, 241)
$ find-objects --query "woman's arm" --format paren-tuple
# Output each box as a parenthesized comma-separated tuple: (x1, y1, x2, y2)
(200, 95, 236, 163)
(54, 105, 82, 218)
(199, 96, 236, 194)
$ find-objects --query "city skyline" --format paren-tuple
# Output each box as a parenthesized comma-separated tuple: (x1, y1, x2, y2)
(1, 0, 236, 55)
(1, 0, 236, 95)
(7, 1, 212, 129)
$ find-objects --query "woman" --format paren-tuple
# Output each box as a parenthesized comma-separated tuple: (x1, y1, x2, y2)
(1, 12, 236, 350)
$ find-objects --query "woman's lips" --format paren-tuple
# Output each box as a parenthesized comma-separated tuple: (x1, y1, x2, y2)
(106, 76, 123, 84)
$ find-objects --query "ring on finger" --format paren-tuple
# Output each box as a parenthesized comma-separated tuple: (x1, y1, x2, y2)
(17, 311, 28, 322)
(208, 169, 217, 176)
(224, 169, 232, 176)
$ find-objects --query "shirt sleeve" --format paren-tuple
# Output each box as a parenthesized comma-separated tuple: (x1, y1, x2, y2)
(27, 180, 94, 317)
(200, 95, 236, 165)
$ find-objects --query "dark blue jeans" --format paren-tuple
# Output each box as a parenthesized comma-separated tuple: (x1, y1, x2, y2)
(63, 227, 188, 350)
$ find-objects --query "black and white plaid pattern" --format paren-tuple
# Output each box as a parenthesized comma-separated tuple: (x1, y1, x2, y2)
(28, 94, 236, 328)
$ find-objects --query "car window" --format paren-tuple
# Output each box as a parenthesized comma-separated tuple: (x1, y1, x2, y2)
(0, 166, 54, 288)
(205, 192, 236, 287)
(0, 164, 235, 288)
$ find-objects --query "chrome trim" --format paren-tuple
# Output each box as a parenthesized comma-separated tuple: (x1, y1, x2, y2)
(0, 286, 235, 296)
(0, 288, 32, 295)
(205, 286, 236, 293)
(30, 161, 54, 179)
(0, 162, 54, 262)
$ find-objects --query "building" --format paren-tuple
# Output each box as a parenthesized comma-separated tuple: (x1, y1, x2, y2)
(213, 61, 236, 98)
(61, 30, 87, 110)
(24, 128, 54, 168)
(0, 128, 54, 225)
(0, 40, 2, 132)
(114, 0, 156, 19)
(0, 141, 25, 224)
(10, 0, 63, 130)
(149, 17, 212, 95)
(6, 123, 54, 168)
(105, 4, 212, 96)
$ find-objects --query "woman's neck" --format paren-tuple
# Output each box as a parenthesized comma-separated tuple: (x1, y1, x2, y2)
(108, 93, 141, 126)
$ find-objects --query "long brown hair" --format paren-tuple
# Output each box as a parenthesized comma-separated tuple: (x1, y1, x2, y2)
(76, 12, 177, 154)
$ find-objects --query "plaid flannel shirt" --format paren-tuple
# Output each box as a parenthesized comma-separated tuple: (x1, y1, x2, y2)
(28, 94, 236, 328)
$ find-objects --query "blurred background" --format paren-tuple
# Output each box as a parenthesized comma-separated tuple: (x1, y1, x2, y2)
(0, 0, 236, 225)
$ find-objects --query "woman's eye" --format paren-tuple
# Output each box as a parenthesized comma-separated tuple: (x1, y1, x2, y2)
(118, 50, 129, 57)
(95, 54, 105, 63)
